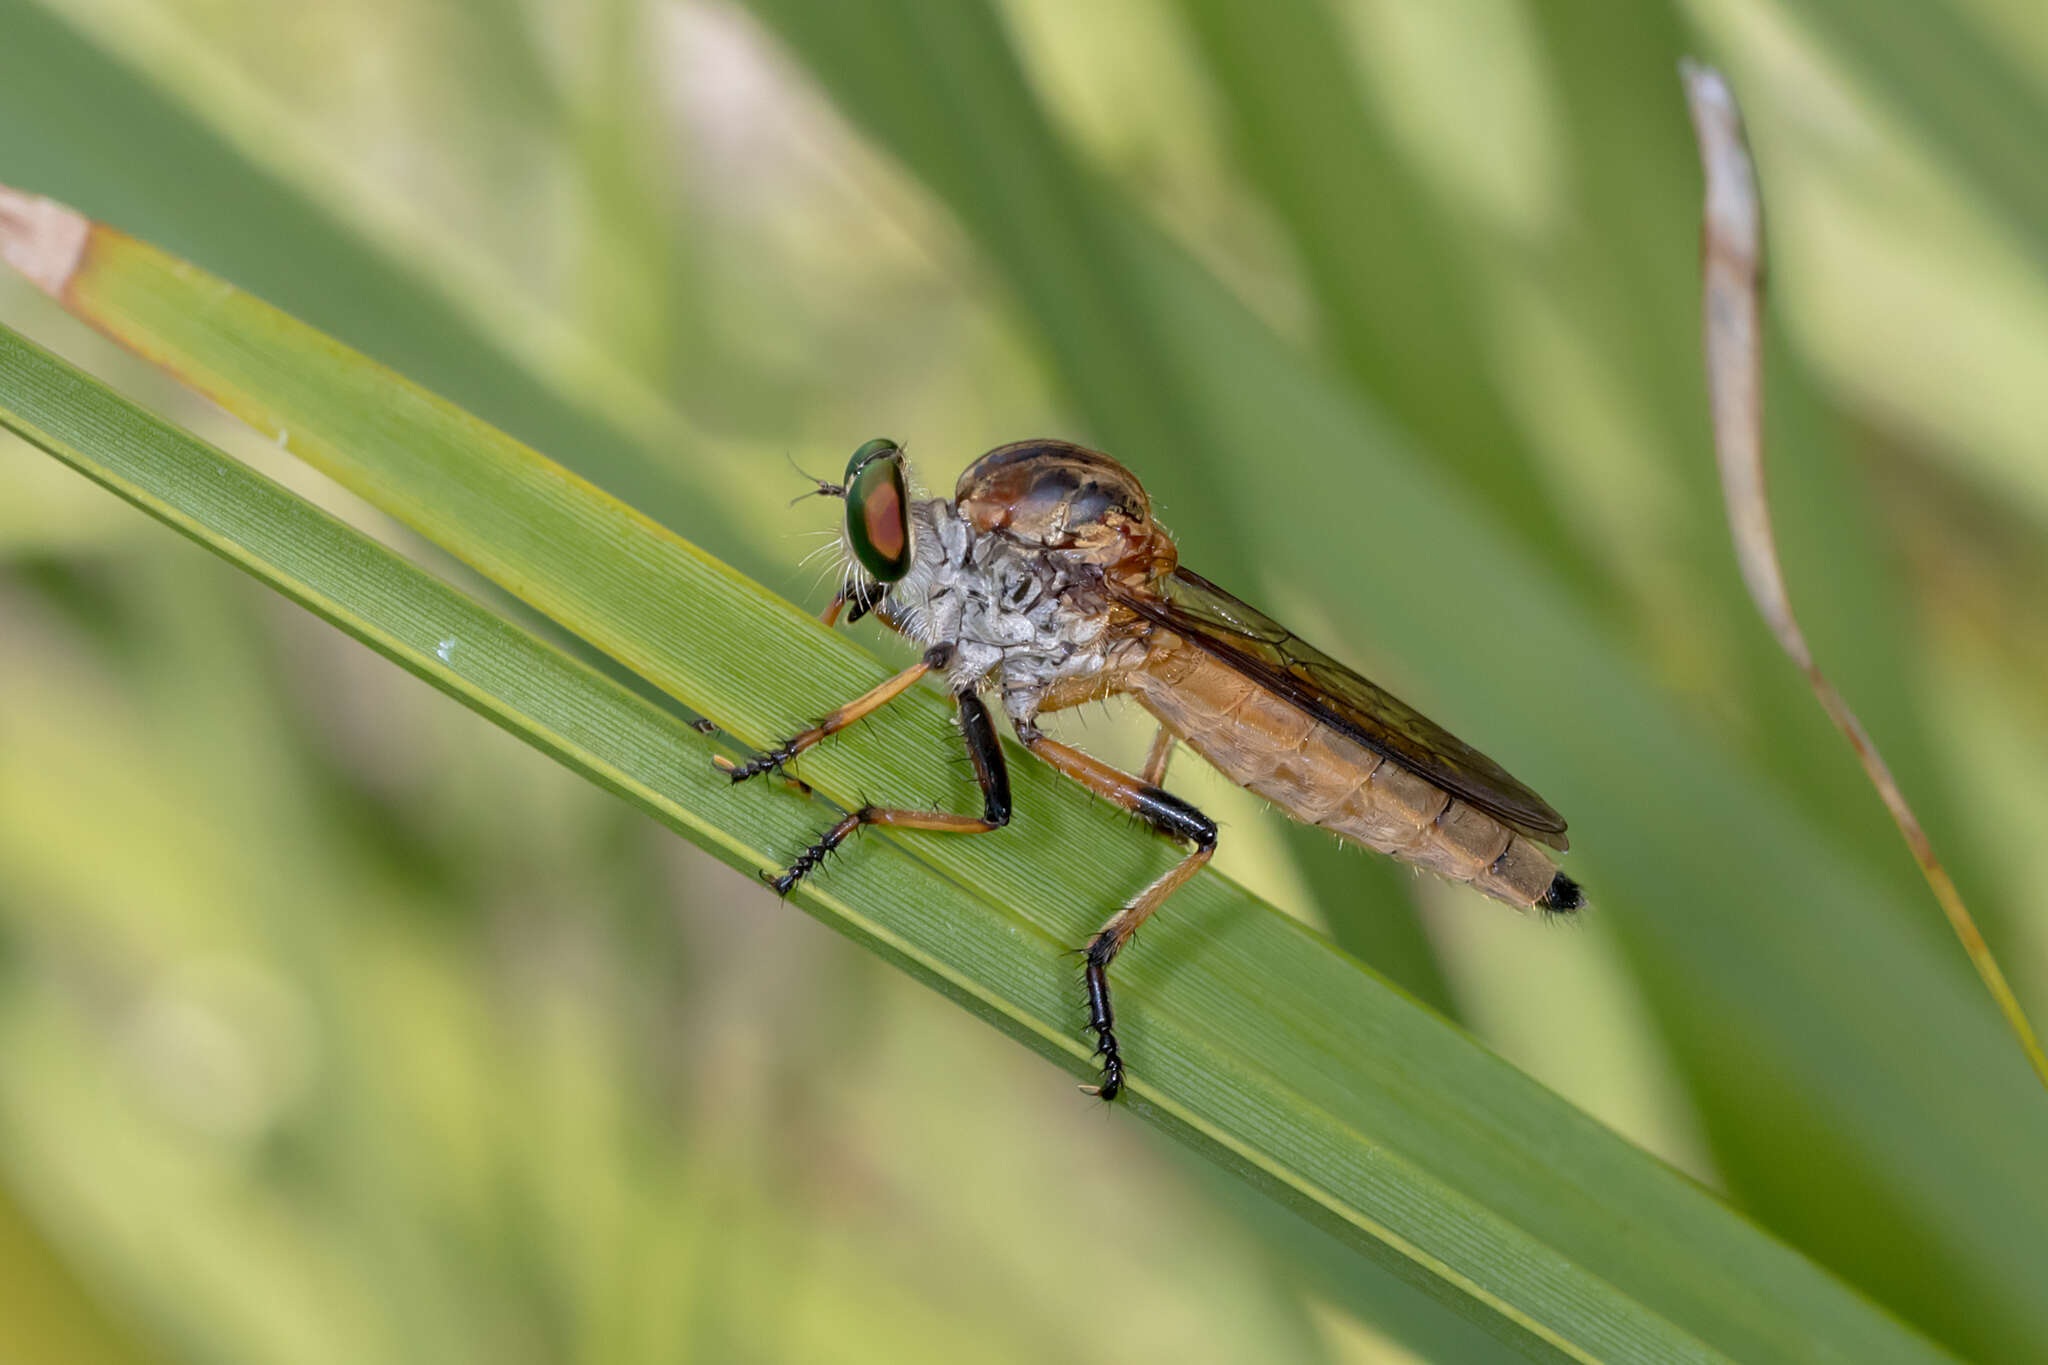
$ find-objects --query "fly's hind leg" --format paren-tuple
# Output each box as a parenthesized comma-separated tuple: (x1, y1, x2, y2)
(1014, 722, 1216, 1101)
(766, 688, 1011, 894)
(1140, 726, 1176, 786)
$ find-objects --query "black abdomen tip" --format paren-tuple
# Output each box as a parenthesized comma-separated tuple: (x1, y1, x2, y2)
(1540, 871, 1585, 913)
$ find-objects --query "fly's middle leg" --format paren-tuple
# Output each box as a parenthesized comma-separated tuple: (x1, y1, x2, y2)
(1015, 722, 1216, 1101)
(764, 687, 1011, 895)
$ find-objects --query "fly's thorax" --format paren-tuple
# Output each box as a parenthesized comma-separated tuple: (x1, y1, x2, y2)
(954, 439, 1177, 589)
(883, 499, 1125, 716)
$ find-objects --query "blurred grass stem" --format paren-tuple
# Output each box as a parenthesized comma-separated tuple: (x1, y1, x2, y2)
(1681, 60, 2048, 1093)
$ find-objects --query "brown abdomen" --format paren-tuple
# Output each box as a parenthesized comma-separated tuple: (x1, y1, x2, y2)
(1132, 637, 1558, 908)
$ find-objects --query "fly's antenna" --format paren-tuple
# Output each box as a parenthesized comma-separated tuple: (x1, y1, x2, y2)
(784, 451, 844, 505)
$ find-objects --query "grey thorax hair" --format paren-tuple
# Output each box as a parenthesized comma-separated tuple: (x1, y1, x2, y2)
(874, 499, 1122, 721)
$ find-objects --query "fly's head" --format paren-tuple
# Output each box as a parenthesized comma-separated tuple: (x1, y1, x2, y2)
(952, 439, 1177, 590)
(804, 437, 916, 621)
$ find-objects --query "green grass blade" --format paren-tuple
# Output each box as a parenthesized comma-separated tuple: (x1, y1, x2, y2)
(0, 265, 1958, 1360)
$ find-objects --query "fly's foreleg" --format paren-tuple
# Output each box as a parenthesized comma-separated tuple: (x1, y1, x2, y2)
(1014, 723, 1216, 1101)
(766, 688, 1012, 895)
(718, 645, 948, 783)
(819, 575, 887, 628)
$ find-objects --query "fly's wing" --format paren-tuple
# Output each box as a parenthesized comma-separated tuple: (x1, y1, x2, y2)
(1111, 568, 1569, 849)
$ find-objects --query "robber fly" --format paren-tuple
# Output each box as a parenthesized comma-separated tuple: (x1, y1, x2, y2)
(724, 438, 1581, 1100)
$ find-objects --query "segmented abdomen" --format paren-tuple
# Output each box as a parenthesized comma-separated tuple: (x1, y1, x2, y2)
(1132, 637, 1557, 907)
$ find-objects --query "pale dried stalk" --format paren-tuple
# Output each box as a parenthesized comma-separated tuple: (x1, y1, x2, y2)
(0, 185, 88, 298)
(1680, 60, 2048, 1091)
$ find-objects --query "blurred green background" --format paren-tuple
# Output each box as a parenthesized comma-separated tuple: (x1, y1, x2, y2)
(3, 1, 2047, 1362)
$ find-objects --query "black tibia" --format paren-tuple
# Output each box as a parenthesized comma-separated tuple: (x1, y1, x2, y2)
(1014, 722, 1216, 1102)
(955, 690, 1012, 825)
(1129, 785, 1217, 850)
(765, 689, 1011, 897)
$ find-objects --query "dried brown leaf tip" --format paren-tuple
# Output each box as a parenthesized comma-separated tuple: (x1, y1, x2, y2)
(1680, 60, 2048, 1092)
(0, 184, 89, 299)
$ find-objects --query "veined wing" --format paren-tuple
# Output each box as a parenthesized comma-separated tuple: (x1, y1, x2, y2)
(1110, 568, 1569, 849)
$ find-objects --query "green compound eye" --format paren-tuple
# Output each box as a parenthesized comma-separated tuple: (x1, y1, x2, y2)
(844, 438, 898, 482)
(843, 439, 912, 582)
